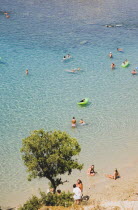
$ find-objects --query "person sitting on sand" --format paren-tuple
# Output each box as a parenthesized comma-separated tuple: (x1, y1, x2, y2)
(117, 48, 123, 52)
(79, 119, 86, 125)
(109, 52, 113, 58)
(72, 117, 76, 127)
(87, 165, 97, 176)
(111, 63, 116, 69)
(131, 69, 137, 75)
(105, 168, 120, 180)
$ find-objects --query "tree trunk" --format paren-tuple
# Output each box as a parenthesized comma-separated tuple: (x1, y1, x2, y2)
(49, 178, 57, 193)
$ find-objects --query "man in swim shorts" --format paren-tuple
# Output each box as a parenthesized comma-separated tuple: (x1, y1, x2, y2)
(72, 117, 76, 127)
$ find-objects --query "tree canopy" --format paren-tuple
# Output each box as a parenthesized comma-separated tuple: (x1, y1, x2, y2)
(21, 129, 83, 191)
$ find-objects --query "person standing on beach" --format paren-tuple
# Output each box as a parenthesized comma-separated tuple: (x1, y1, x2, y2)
(73, 184, 82, 205)
(76, 179, 83, 195)
(72, 117, 76, 127)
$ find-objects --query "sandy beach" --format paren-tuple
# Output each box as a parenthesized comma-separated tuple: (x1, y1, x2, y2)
(7, 160, 136, 210)
(88, 165, 137, 200)
(83, 160, 138, 209)
(38, 163, 138, 210)
(37, 160, 138, 210)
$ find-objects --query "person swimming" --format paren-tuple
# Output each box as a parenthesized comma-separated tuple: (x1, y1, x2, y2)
(111, 63, 116, 69)
(105, 25, 114, 28)
(4, 12, 10, 18)
(79, 119, 86, 125)
(117, 48, 123, 52)
(26, 69, 29, 75)
(70, 68, 81, 72)
(131, 70, 137, 75)
(108, 52, 113, 58)
(76, 67, 81, 71)
(63, 54, 72, 61)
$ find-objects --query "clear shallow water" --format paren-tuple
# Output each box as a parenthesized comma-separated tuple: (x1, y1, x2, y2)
(0, 0, 138, 207)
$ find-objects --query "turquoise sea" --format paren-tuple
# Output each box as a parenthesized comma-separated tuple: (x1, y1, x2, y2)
(0, 0, 138, 207)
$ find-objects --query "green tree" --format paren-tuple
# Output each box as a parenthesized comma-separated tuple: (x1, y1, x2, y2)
(21, 130, 83, 191)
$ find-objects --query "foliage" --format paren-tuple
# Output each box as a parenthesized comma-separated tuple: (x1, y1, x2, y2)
(18, 191, 74, 210)
(18, 195, 41, 210)
(40, 191, 74, 207)
(21, 129, 83, 191)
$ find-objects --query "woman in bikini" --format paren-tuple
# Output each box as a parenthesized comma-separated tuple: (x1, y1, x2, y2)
(87, 165, 97, 176)
(105, 169, 120, 180)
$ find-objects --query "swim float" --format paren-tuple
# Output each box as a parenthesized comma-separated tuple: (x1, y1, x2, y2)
(121, 61, 129, 68)
(77, 98, 89, 105)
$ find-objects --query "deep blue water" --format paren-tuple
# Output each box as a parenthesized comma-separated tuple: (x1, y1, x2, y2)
(0, 0, 138, 207)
